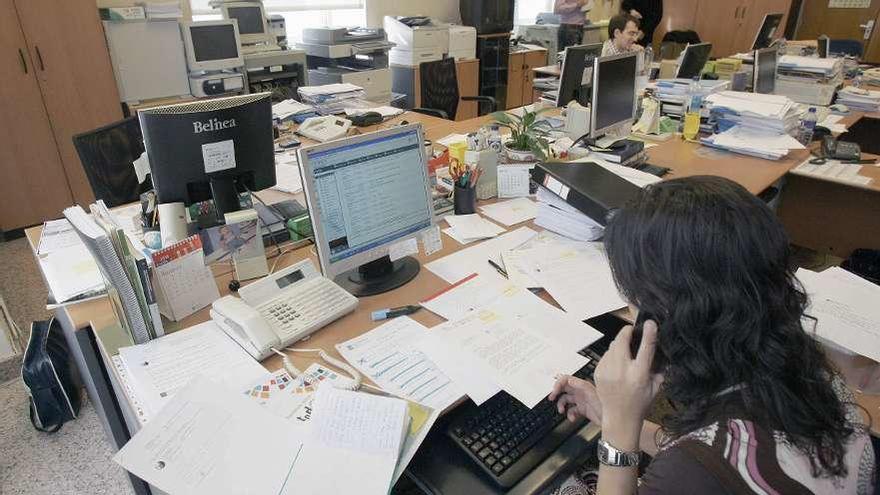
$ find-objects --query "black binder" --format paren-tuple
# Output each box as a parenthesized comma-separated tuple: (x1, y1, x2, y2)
(531, 161, 641, 226)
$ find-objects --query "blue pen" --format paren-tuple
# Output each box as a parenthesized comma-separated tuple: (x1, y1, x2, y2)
(371, 305, 421, 321)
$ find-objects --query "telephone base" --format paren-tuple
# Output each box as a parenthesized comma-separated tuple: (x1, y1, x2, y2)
(335, 256, 420, 297)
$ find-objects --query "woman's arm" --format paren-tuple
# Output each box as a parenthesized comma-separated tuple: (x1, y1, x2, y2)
(555, 0, 584, 15)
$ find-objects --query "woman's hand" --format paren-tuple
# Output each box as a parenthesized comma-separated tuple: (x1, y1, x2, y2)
(595, 321, 663, 435)
(549, 375, 602, 424)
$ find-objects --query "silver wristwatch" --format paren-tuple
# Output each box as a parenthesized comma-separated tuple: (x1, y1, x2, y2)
(597, 438, 641, 467)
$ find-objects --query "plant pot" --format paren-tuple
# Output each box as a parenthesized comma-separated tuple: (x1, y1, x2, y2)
(502, 142, 537, 163)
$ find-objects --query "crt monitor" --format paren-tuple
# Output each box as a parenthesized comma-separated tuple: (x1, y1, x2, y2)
(298, 124, 435, 297)
(556, 43, 603, 107)
(73, 116, 150, 208)
(753, 47, 778, 95)
(591, 52, 639, 141)
(138, 92, 276, 217)
(221, 2, 272, 45)
(675, 42, 712, 80)
(181, 20, 244, 72)
(751, 13, 784, 50)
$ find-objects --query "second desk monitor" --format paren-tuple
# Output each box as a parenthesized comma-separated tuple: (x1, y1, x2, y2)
(556, 43, 603, 107)
(675, 42, 712, 80)
(753, 47, 778, 94)
(297, 124, 435, 297)
(590, 52, 639, 143)
(752, 13, 784, 51)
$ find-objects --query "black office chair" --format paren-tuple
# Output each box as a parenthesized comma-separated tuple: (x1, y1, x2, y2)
(414, 58, 496, 120)
(72, 116, 152, 207)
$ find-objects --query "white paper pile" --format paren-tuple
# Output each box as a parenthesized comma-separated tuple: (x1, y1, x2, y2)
(298, 83, 367, 114)
(271, 98, 314, 120)
(479, 198, 537, 226)
(272, 150, 303, 194)
(534, 186, 604, 242)
(702, 126, 805, 160)
(443, 214, 505, 244)
(778, 55, 843, 78)
(652, 78, 730, 116)
(793, 157, 873, 187)
(836, 87, 880, 112)
(705, 91, 801, 133)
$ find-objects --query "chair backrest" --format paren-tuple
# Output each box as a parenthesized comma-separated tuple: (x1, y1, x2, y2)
(420, 58, 460, 120)
(72, 116, 146, 208)
(829, 39, 863, 58)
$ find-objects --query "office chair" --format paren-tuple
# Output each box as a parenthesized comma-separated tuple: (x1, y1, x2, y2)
(829, 39, 863, 58)
(72, 116, 152, 208)
(414, 58, 496, 121)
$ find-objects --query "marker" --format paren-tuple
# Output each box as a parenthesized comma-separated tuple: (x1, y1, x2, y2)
(371, 305, 421, 321)
(487, 259, 508, 279)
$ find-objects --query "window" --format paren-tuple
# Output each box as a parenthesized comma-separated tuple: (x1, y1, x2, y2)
(190, 1, 365, 43)
(515, 0, 555, 27)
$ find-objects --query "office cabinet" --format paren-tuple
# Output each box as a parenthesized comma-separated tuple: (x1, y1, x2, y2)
(506, 47, 548, 109)
(694, 0, 792, 58)
(0, 0, 123, 231)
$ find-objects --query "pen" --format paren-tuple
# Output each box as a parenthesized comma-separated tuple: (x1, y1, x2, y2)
(371, 304, 421, 321)
(487, 259, 508, 279)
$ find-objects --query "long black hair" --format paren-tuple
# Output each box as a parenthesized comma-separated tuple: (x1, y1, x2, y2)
(603, 175, 858, 478)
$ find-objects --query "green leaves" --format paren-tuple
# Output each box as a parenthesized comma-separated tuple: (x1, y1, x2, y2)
(491, 107, 556, 160)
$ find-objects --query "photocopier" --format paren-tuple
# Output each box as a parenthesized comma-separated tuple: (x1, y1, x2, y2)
(297, 27, 395, 102)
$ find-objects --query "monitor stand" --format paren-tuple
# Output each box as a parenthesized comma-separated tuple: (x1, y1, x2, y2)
(334, 255, 420, 297)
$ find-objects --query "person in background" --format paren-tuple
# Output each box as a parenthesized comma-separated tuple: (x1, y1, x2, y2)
(553, 0, 589, 25)
(550, 176, 875, 494)
(622, 0, 663, 48)
(601, 14, 643, 56)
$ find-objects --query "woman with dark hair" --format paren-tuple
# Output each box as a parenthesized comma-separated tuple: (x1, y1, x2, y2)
(550, 176, 875, 493)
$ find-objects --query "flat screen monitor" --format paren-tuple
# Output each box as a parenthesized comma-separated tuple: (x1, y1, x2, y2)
(298, 125, 435, 297)
(72, 116, 148, 208)
(221, 2, 272, 45)
(556, 43, 603, 107)
(591, 52, 638, 139)
(181, 20, 243, 72)
(138, 93, 275, 217)
(818, 35, 830, 58)
(753, 47, 778, 94)
(676, 42, 713, 80)
(751, 13, 784, 50)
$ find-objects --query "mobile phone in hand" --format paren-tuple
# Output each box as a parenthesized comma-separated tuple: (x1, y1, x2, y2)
(630, 311, 665, 372)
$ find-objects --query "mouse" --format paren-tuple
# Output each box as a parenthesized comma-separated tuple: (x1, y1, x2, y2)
(829, 103, 850, 114)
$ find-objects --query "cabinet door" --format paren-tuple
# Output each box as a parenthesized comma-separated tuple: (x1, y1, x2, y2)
(0, 0, 74, 230)
(456, 59, 479, 121)
(506, 53, 524, 109)
(15, 0, 123, 207)
(695, 0, 746, 57)
(735, 0, 792, 54)
(521, 50, 547, 106)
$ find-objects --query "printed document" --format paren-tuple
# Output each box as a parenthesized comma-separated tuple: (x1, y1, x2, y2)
(114, 376, 306, 495)
(479, 197, 538, 226)
(425, 227, 537, 284)
(336, 317, 462, 410)
(444, 214, 505, 241)
(38, 219, 80, 254)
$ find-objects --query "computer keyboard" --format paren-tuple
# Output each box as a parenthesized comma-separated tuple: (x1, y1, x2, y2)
(257, 277, 357, 342)
(446, 334, 613, 488)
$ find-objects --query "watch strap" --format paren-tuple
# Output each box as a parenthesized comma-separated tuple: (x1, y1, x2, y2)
(598, 438, 641, 467)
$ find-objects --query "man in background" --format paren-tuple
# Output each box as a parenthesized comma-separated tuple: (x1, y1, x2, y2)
(622, 0, 663, 47)
(602, 14, 644, 56)
(553, 0, 589, 25)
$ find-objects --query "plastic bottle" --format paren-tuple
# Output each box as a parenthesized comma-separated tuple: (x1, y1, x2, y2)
(682, 76, 703, 141)
(796, 107, 818, 146)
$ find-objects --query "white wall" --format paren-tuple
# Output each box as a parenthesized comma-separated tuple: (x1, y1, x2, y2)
(365, 0, 461, 28)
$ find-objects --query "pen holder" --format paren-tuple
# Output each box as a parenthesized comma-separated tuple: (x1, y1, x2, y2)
(453, 184, 477, 215)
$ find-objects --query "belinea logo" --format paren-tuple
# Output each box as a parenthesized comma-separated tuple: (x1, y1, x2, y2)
(193, 118, 236, 133)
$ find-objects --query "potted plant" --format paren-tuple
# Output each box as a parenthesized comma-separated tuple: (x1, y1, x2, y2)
(491, 108, 553, 162)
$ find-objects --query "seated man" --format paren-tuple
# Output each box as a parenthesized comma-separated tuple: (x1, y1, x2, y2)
(601, 14, 644, 56)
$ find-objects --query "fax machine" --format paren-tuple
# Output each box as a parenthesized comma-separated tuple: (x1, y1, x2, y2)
(297, 27, 394, 102)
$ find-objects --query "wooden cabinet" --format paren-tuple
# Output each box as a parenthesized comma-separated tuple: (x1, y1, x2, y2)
(693, 0, 792, 58)
(506, 47, 548, 109)
(0, 0, 122, 231)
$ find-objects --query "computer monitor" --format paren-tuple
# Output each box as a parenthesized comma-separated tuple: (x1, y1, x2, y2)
(298, 124, 435, 297)
(72, 116, 148, 208)
(751, 13, 784, 50)
(590, 52, 639, 142)
(675, 42, 712, 80)
(753, 47, 778, 95)
(181, 20, 244, 72)
(818, 35, 830, 58)
(138, 93, 276, 217)
(220, 2, 272, 45)
(556, 43, 603, 107)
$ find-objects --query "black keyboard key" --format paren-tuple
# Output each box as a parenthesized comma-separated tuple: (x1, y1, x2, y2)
(478, 447, 492, 460)
(486, 456, 496, 465)
(500, 456, 512, 466)
(471, 441, 483, 452)
(492, 463, 505, 474)
(462, 437, 473, 446)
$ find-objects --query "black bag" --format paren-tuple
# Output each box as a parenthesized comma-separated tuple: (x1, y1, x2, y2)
(841, 248, 880, 285)
(21, 317, 81, 432)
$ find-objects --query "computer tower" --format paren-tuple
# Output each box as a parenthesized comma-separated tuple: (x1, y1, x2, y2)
(460, 0, 515, 35)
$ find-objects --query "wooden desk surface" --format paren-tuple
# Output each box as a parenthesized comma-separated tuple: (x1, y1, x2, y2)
(26, 110, 880, 435)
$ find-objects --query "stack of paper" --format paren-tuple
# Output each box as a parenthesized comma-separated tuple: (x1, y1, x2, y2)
(796, 267, 880, 363)
(652, 78, 730, 116)
(344, 105, 404, 118)
(837, 87, 880, 112)
(793, 157, 872, 186)
(777, 55, 843, 78)
(273, 150, 303, 194)
(479, 198, 537, 226)
(443, 214, 505, 245)
(702, 126, 805, 160)
(271, 98, 315, 121)
(705, 91, 801, 134)
(425, 227, 538, 284)
(298, 83, 367, 114)
(39, 245, 105, 305)
(534, 186, 604, 242)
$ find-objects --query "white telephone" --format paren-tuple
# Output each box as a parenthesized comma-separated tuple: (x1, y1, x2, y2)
(210, 259, 358, 360)
(296, 115, 352, 143)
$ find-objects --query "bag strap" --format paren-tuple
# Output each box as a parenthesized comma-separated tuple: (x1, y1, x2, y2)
(29, 399, 62, 433)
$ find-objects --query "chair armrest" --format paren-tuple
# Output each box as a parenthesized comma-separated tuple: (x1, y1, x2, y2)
(461, 96, 497, 113)
(411, 107, 450, 120)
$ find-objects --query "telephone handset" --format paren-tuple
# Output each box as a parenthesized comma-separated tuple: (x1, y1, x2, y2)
(210, 259, 358, 360)
(821, 135, 861, 162)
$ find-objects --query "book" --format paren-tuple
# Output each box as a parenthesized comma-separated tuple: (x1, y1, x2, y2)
(530, 161, 641, 226)
(588, 139, 645, 163)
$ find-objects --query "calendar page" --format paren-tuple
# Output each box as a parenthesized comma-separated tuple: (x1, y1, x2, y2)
(152, 236, 220, 321)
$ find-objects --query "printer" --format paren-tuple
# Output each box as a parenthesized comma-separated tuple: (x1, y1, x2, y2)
(447, 25, 477, 60)
(384, 16, 449, 67)
(298, 27, 395, 101)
